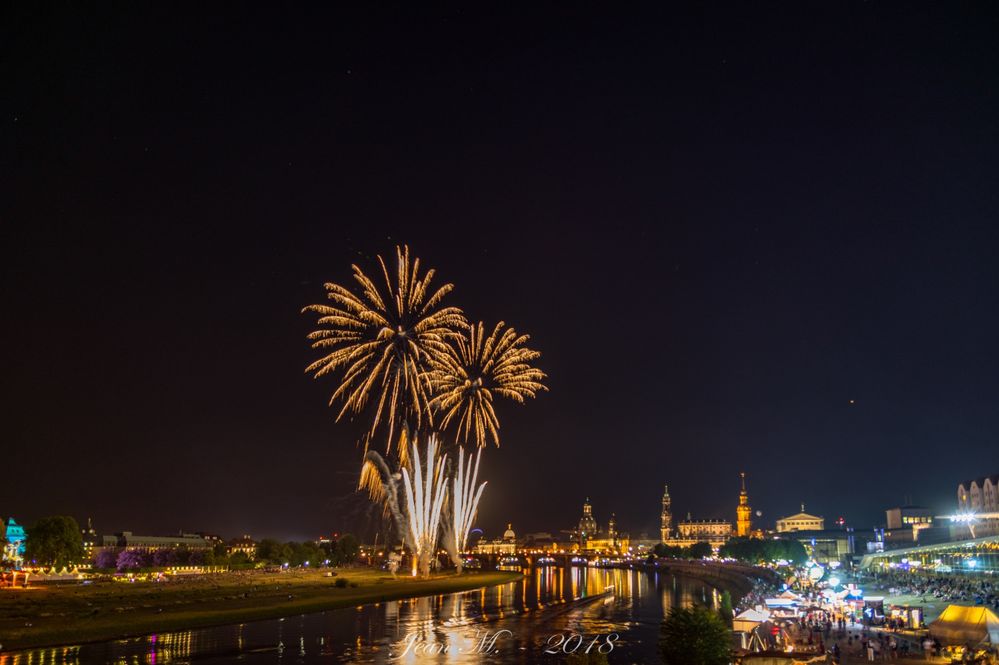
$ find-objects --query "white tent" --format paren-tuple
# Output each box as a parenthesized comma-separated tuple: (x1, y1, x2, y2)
(734, 608, 772, 633)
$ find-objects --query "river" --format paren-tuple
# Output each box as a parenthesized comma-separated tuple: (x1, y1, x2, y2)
(3, 565, 722, 664)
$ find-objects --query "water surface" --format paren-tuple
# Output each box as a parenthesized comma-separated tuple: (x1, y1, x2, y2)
(2, 565, 719, 664)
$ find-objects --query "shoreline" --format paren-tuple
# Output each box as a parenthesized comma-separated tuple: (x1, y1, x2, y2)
(0, 569, 522, 653)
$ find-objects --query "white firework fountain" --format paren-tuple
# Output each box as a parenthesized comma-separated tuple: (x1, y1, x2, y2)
(400, 435, 449, 577)
(445, 446, 487, 573)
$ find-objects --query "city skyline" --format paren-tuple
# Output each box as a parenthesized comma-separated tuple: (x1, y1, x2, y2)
(4, 4, 999, 541)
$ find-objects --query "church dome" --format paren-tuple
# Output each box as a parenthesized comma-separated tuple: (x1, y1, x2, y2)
(503, 523, 516, 541)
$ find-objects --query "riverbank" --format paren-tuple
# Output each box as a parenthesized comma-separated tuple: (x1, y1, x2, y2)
(637, 559, 778, 604)
(0, 568, 522, 652)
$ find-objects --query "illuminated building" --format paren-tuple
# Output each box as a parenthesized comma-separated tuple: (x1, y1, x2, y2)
(99, 531, 213, 552)
(785, 528, 864, 565)
(958, 475, 999, 512)
(660, 484, 672, 541)
(736, 472, 752, 537)
(674, 518, 732, 547)
(776, 505, 825, 532)
(227, 535, 257, 559)
(577, 497, 597, 541)
(862, 533, 999, 574)
(568, 499, 630, 553)
(3, 518, 26, 569)
(475, 524, 517, 555)
(81, 517, 98, 561)
(956, 475, 999, 538)
(584, 512, 630, 553)
(886, 506, 934, 530)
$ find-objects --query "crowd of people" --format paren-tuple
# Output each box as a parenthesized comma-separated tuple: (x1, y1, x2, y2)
(864, 570, 999, 610)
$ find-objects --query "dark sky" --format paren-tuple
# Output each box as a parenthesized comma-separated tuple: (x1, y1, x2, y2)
(3, 4, 999, 542)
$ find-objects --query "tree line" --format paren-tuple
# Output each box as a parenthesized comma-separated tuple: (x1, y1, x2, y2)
(14, 515, 361, 571)
(651, 541, 715, 560)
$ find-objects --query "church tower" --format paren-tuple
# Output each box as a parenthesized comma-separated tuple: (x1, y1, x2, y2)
(578, 497, 597, 543)
(736, 472, 752, 537)
(660, 484, 672, 541)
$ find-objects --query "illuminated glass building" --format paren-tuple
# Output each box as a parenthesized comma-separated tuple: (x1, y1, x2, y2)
(861, 534, 999, 575)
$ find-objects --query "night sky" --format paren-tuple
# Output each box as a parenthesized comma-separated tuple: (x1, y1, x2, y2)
(4, 4, 999, 542)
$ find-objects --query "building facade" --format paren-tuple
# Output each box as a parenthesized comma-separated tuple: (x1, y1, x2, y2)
(955, 475, 999, 538)
(475, 524, 517, 555)
(736, 472, 752, 537)
(660, 484, 672, 541)
(675, 519, 733, 547)
(578, 498, 597, 541)
(99, 531, 213, 552)
(3, 518, 26, 568)
(227, 535, 257, 559)
(776, 506, 825, 532)
(958, 475, 999, 513)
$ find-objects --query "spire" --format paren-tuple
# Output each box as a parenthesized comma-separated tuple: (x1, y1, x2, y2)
(740, 471, 746, 493)
(801, 502, 805, 513)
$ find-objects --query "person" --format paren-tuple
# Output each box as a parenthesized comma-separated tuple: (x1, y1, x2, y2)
(868, 640, 876, 662)
(925, 636, 936, 661)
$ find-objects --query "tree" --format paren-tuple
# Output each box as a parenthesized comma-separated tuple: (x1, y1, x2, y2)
(782, 539, 807, 565)
(24, 516, 85, 567)
(152, 548, 176, 567)
(653, 542, 685, 559)
(719, 537, 808, 565)
(719, 590, 734, 624)
(660, 606, 731, 665)
(687, 542, 713, 559)
(93, 549, 117, 569)
(256, 538, 284, 564)
(333, 533, 360, 566)
(116, 549, 149, 571)
(228, 550, 250, 567)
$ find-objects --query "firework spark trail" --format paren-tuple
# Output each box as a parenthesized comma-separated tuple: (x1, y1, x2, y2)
(400, 435, 448, 576)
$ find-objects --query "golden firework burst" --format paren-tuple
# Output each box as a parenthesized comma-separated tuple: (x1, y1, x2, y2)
(428, 321, 547, 448)
(303, 245, 467, 455)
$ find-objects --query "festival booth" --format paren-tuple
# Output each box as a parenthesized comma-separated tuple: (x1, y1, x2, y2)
(928, 605, 999, 646)
(734, 608, 772, 633)
(763, 597, 799, 620)
(887, 604, 924, 630)
(862, 595, 885, 625)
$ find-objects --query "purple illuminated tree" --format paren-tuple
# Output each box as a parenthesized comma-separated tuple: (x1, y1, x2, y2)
(152, 548, 176, 567)
(116, 549, 149, 571)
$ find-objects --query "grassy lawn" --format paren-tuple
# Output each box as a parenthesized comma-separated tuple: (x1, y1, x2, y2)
(0, 568, 521, 651)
